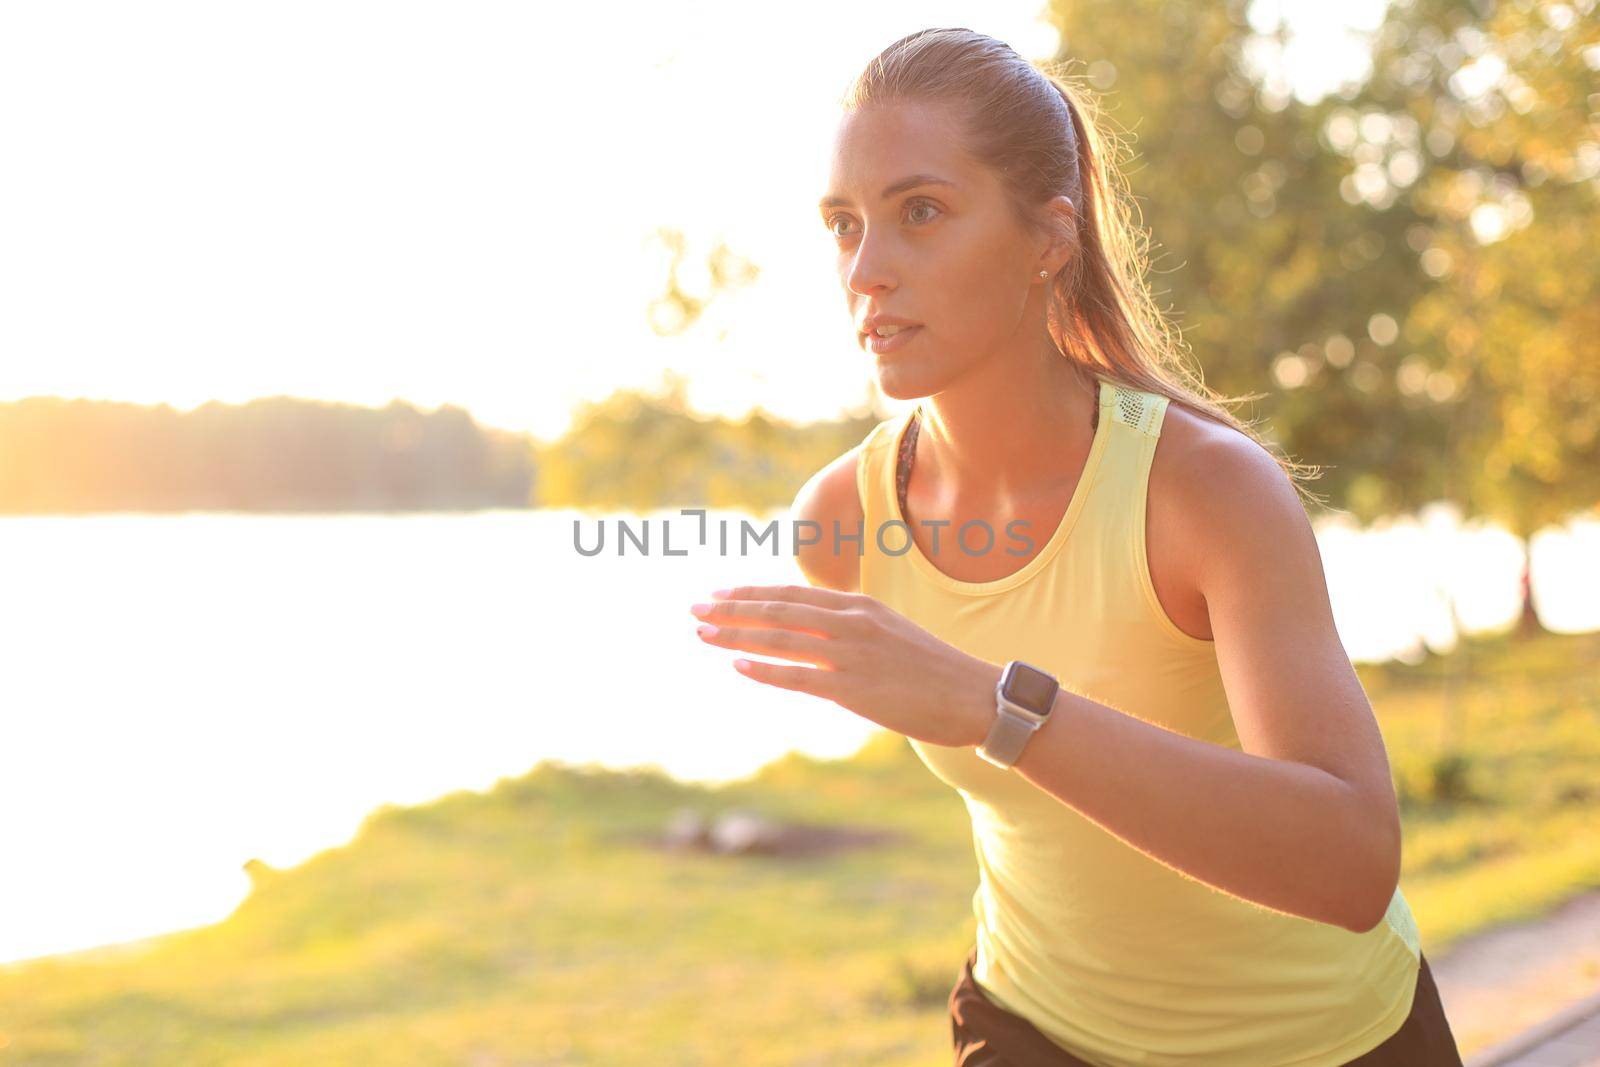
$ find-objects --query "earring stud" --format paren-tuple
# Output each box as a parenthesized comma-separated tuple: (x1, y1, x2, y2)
(1039, 270, 1049, 278)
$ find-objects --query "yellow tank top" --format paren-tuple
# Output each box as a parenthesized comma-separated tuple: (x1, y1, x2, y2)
(855, 375, 1423, 1066)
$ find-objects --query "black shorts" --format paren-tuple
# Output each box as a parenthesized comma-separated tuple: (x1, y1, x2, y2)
(948, 944, 1465, 1066)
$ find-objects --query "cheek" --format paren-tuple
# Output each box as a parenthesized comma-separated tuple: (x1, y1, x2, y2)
(928, 242, 1027, 344)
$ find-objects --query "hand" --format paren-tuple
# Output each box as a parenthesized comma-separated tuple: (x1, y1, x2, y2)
(688, 583, 1000, 748)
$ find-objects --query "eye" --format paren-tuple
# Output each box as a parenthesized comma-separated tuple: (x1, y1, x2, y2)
(825, 197, 942, 240)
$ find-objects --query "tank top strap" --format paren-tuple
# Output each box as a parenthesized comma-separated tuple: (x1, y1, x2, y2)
(854, 412, 911, 600)
(854, 413, 904, 527)
(1099, 377, 1171, 439)
(1092, 377, 1172, 550)
(1093, 377, 1174, 492)
(1090, 378, 1216, 654)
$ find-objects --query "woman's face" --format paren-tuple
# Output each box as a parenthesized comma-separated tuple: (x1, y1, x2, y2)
(820, 98, 1047, 400)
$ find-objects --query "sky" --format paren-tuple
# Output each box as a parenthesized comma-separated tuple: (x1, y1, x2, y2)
(0, 0, 1389, 443)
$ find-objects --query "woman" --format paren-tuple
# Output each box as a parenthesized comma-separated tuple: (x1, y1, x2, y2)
(688, 28, 1465, 1067)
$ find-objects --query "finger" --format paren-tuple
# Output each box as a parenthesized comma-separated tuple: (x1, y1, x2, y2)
(731, 657, 842, 699)
(689, 598, 840, 636)
(696, 625, 835, 667)
(710, 583, 860, 611)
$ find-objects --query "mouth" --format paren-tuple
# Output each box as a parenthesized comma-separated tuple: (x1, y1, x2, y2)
(863, 325, 922, 355)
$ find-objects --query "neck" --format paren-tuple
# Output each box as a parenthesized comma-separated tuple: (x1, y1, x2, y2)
(913, 335, 1099, 503)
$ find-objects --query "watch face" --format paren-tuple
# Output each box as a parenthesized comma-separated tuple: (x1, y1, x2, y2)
(1002, 662, 1059, 715)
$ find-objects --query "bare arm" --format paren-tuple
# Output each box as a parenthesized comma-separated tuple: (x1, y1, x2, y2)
(790, 445, 866, 594)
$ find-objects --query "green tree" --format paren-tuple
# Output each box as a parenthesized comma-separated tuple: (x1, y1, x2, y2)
(1346, 0, 1600, 628)
(1042, 0, 1448, 517)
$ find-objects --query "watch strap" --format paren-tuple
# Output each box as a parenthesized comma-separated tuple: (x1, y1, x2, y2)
(976, 703, 1041, 768)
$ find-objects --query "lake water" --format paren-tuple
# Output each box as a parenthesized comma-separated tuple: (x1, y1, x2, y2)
(2, 505, 1596, 966)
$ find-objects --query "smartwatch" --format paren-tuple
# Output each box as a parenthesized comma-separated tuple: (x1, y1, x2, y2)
(976, 660, 1061, 768)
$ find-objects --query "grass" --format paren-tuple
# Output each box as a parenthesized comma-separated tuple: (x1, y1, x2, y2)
(1363, 627, 1600, 949)
(0, 627, 1595, 1066)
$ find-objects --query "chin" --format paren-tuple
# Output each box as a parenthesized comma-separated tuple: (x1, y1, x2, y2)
(873, 349, 966, 402)
(874, 367, 939, 403)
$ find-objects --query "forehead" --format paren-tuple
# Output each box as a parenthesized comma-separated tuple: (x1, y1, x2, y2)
(824, 99, 979, 195)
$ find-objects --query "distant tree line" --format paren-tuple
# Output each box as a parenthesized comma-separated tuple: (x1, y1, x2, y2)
(0, 396, 538, 513)
(533, 373, 880, 516)
(0, 389, 883, 517)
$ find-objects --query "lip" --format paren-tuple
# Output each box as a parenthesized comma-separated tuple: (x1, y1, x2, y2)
(859, 312, 921, 335)
(865, 324, 921, 355)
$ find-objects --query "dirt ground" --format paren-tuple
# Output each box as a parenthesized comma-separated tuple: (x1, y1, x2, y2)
(1430, 888, 1600, 1059)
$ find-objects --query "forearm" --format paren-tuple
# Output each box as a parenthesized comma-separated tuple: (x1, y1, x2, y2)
(970, 665, 1397, 933)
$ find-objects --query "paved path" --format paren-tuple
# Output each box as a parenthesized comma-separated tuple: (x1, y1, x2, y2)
(1464, 991, 1600, 1066)
(1428, 889, 1600, 1065)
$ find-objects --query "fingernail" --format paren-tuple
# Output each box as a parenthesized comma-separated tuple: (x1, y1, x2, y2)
(696, 624, 718, 638)
(689, 602, 713, 617)
(710, 588, 732, 598)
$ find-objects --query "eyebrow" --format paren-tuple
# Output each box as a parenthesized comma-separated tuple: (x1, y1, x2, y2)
(818, 174, 957, 211)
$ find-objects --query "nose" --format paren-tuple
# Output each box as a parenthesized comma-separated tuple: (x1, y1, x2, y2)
(843, 226, 896, 299)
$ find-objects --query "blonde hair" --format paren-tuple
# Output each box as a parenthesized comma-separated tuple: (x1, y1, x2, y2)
(842, 28, 1327, 509)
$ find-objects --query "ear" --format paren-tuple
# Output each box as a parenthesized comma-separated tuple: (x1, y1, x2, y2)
(1035, 195, 1078, 277)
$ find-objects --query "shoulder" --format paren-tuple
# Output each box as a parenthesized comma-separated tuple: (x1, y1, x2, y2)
(790, 418, 894, 593)
(1150, 397, 1320, 597)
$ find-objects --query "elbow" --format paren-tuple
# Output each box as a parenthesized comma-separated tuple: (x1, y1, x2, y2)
(1343, 894, 1394, 935)
(1341, 819, 1402, 935)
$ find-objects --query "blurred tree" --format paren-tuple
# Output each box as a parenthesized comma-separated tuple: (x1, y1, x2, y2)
(1345, 0, 1600, 628)
(1045, 0, 1598, 635)
(645, 227, 760, 338)
(533, 383, 877, 514)
(535, 227, 819, 511)
(1042, 0, 1448, 519)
